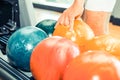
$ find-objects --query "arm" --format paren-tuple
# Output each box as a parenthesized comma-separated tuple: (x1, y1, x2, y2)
(55, 0, 85, 30)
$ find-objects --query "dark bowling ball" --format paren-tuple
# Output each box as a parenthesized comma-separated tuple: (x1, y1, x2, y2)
(36, 19, 57, 37)
(6, 26, 48, 71)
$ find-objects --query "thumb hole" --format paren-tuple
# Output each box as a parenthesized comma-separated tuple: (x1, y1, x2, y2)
(75, 15, 82, 20)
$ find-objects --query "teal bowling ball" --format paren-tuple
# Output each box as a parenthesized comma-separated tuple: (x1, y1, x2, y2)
(6, 26, 48, 71)
(36, 19, 57, 37)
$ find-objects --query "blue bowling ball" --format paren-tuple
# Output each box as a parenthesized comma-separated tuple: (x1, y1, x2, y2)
(36, 19, 57, 37)
(6, 26, 48, 71)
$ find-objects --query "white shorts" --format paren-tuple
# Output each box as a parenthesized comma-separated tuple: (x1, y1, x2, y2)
(85, 0, 116, 12)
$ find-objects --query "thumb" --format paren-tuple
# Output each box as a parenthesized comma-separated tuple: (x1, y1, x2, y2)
(75, 15, 81, 20)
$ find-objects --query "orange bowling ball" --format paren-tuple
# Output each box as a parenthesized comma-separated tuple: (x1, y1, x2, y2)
(63, 50, 120, 80)
(30, 36, 80, 80)
(83, 34, 120, 60)
(53, 19, 95, 51)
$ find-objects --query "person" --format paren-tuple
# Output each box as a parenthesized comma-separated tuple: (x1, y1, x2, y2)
(55, 0, 116, 36)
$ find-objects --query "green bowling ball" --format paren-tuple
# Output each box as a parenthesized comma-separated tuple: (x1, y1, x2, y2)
(36, 19, 57, 37)
(6, 26, 48, 71)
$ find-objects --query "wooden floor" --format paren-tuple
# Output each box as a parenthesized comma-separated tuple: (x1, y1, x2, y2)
(109, 23, 120, 39)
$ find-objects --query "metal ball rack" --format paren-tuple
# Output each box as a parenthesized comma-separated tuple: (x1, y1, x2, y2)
(0, 0, 34, 79)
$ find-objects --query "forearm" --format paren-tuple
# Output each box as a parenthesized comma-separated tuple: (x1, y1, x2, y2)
(56, 0, 85, 28)
(74, 0, 85, 5)
(72, 0, 85, 9)
(85, 0, 116, 12)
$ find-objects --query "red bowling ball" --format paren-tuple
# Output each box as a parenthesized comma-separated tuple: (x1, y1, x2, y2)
(30, 36, 80, 80)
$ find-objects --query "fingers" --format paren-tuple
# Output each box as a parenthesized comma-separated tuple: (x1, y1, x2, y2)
(54, 13, 68, 28)
(75, 15, 81, 20)
(69, 18, 74, 31)
(55, 15, 74, 31)
(54, 16, 63, 29)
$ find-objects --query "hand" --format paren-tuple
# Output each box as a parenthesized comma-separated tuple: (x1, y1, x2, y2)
(55, 2, 84, 31)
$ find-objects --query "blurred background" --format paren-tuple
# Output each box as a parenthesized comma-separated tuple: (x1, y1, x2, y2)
(32, 0, 120, 26)
(0, 0, 120, 80)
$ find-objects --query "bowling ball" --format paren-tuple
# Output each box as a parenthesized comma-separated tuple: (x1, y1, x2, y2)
(6, 26, 48, 71)
(30, 36, 80, 80)
(63, 50, 120, 80)
(53, 19, 94, 52)
(36, 19, 57, 37)
(83, 34, 120, 60)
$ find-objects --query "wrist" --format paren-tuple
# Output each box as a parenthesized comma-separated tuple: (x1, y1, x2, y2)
(74, 0, 85, 6)
(72, 0, 84, 9)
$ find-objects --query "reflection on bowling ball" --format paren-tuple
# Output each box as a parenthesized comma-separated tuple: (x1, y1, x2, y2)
(30, 36, 80, 80)
(63, 50, 120, 80)
(36, 19, 57, 37)
(6, 26, 48, 71)
(53, 19, 95, 52)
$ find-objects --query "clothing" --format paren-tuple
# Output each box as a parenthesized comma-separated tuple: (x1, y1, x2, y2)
(85, 0, 116, 12)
